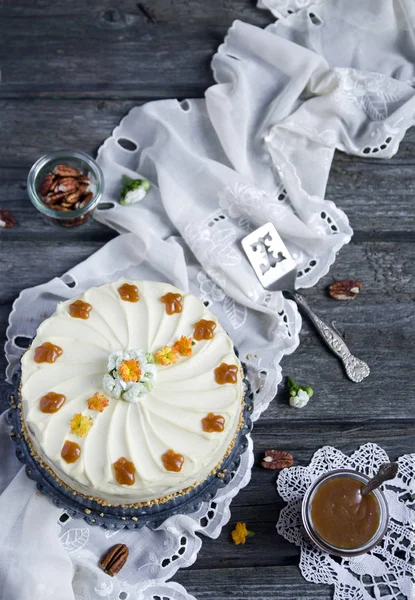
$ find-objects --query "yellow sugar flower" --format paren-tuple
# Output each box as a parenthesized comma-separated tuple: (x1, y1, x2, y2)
(87, 392, 109, 413)
(118, 359, 142, 382)
(231, 522, 255, 545)
(173, 335, 193, 357)
(154, 346, 178, 366)
(70, 413, 93, 437)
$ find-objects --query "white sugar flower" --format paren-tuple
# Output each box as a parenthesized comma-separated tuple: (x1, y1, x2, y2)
(289, 389, 310, 409)
(103, 349, 157, 403)
(120, 176, 151, 206)
(287, 376, 314, 409)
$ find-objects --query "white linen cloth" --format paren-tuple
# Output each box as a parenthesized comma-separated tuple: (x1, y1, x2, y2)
(276, 443, 415, 600)
(2, 1, 415, 598)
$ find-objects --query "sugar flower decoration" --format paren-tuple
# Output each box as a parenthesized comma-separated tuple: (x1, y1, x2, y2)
(103, 349, 157, 403)
(119, 175, 150, 206)
(118, 358, 142, 382)
(154, 346, 178, 366)
(172, 336, 193, 357)
(87, 392, 109, 413)
(231, 522, 255, 545)
(287, 376, 314, 409)
(70, 413, 93, 437)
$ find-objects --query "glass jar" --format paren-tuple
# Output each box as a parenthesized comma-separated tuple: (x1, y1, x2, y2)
(27, 150, 104, 228)
(301, 469, 389, 557)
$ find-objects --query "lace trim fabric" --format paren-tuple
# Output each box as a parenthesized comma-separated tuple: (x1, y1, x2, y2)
(276, 444, 415, 599)
(4, 1, 415, 598)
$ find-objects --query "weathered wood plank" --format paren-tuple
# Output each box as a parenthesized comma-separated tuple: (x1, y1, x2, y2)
(175, 565, 333, 600)
(0, 3, 272, 100)
(0, 0, 272, 24)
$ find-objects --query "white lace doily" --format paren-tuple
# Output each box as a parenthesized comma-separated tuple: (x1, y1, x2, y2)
(276, 443, 415, 600)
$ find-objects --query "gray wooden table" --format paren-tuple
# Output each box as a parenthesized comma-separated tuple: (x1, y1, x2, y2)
(0, 2, 414, 598)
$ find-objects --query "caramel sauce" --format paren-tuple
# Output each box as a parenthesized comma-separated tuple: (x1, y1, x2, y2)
(162, 449, 184, 472)
(118, 283, 139, 303)
(69, 299, 92, 319)
(61, 440, 81, 464)
(34, 342, 63, 364)
(39, 392, 66, 413)
(113, 457, 136, 486)
(311, 476, 381, 549)
(193, 319, 216, 341)
(214, 363, 238, 385)
(161, 292, 183, 315)
(202, 412, 225, 433)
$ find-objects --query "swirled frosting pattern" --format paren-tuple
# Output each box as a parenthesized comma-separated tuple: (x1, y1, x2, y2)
(20, 280, 243, 504)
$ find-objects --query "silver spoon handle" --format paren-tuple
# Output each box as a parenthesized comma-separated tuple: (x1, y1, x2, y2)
(290, 291, 370, 383)
(361, 462, 398, 496)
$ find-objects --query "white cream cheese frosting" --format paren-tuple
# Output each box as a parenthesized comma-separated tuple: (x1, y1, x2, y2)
(20, 279, 244, 504)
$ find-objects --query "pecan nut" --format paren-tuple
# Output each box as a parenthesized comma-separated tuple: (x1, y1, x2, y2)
(0, 209, 17, 228)
(81, 191, 93, 205)
(329, 280, 362, 300)
(46, 191, 66, 204)
(57, 177, 79, 193)
(64, 191, 81, 205)
(99, 543, 129, 577)
(54, 164, 82, 178)
(261, 450, 294, 470)
(39, 173, 56, 196)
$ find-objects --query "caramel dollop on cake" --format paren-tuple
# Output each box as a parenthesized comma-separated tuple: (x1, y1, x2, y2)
(193, 319, 216, 341)
(161, 292, 183, 315)
(20, 280, 243, 505)
(202, 413, 225, 433)
(162, 449, 184, 472)
(61, 440, 81, 464)
(113, 457, 136, 486)
(39, 392, 66, 413)
(69, 299, 92, 319)
(34, 342, 63, 363)
(214, 363, 238, 384)
(118, 283, 139, 302)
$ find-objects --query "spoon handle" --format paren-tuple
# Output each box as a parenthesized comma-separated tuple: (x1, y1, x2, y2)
(361, 462, 399, 496)
(290, 291, 370, 383)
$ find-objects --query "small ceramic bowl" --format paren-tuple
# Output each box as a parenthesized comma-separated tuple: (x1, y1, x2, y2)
(301, 469, 389, 557)
(27, 150, 104, 228)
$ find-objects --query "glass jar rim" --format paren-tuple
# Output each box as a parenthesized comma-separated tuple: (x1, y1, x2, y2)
(27, 150, 104, 219)
(301, 468, 389, 557)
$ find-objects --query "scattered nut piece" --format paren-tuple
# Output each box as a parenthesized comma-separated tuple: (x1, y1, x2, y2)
(0, 209, 17, 228)
(99, 544, 129, 577)
(329, 280, 362, 301)
(261, 450, 294, 470)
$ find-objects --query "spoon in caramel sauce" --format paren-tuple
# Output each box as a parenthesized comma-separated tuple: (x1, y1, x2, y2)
(360, 462, 398, 497)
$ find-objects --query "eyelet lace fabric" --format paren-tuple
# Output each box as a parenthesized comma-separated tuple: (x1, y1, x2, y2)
(3, 1, 415, 599)
(276, 444, 415, 600)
